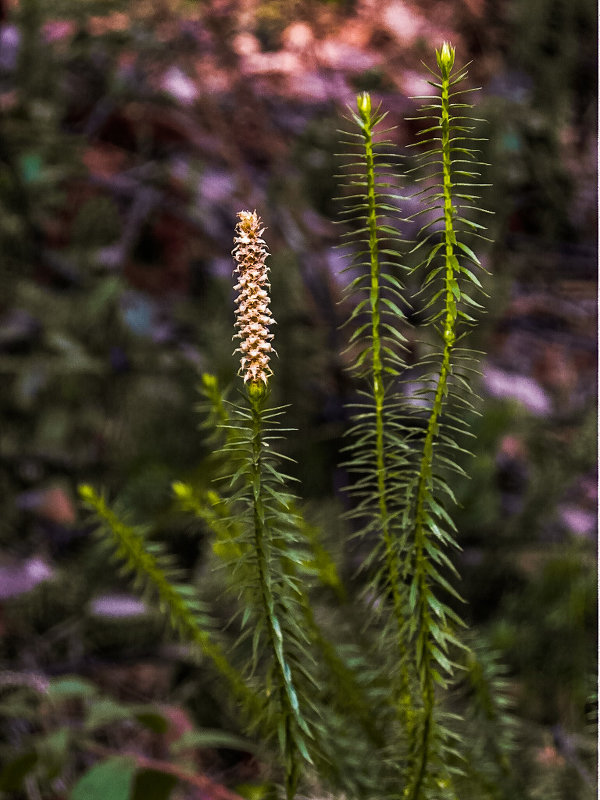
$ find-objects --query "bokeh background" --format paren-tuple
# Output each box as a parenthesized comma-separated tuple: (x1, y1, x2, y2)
(0, 0, 596, 798)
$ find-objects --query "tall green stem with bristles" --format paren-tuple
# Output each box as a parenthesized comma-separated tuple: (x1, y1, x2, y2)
(409, 354, 453, 800)
(356, 93, 405, 648)
(248, 387, 304, 800)
(407, 42, 469, 800)
(340, 92, 418, 781)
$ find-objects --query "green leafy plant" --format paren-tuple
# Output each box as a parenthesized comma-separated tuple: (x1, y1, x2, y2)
(337, 42, 493, 796)
(77, 44, 520, 800)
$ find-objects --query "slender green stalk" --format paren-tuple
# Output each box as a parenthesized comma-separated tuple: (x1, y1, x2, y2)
(355, 92, 406, 664)
(407, 43, 462, 800)
(231, 211, 312, 798)
(341, 93, 419, 784)
(248, 389, 303, 800)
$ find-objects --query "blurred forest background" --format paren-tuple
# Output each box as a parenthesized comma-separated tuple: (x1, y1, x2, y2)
(0, 0, 596, 798)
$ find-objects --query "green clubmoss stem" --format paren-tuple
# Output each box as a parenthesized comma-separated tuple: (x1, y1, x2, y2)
(357, 93, 406, 661)
(248, 393, 302, 800)
(408, 43, 458, 800)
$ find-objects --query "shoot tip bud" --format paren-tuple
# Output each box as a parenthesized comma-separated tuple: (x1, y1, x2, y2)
(356, 91, 371, 119)
(437, 41, 455, 74)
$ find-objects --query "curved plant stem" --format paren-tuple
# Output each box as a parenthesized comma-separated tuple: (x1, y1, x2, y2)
(299, 596, 386, 750)
(79, 486, 262, 720)
(86, 742, 246, 800)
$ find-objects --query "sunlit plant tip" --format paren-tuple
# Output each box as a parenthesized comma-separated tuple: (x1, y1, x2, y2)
(356, 90, 372, 119)
(436, 40, 455, 75)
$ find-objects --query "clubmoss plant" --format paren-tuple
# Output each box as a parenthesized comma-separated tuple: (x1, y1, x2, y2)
(401, 43, 492, 798)
(336, 85, 417, 773)
(226, 210, 313, 799)
(338, 88, 410, 651)
(79, 45, 518, 800)
(337, 41, 493, 797)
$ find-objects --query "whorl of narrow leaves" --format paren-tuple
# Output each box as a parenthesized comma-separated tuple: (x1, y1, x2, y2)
(232, 210, 275, 386)
(228, 212, 314, 797)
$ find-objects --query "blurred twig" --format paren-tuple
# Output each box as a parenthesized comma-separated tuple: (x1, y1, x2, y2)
(86, 741, 246, 800)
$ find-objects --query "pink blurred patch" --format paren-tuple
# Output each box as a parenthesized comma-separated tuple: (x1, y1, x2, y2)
(281, 22, 314, 51)
(0, 558, 53, 599)
(17, 485, 76, 525)
(401, 70, 435, 98)
(161, 67, 199, 106)
(42, 20, 76, 42)
(316, 40, 378, 71)
(483, 365, 552, 415)
(233, 32, 261, 57)
(90, 594, 148, 618)
(382, 1, 425, 44)
(559, 505, 597, 538)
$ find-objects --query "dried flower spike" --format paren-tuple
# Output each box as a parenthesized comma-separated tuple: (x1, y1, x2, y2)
(232, 210, 275, 386)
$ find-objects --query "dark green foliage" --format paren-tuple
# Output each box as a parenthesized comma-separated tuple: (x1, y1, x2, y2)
(0, 671, 261, 800)
(453, 639, 521, 799)
(510, 0, 596, 122)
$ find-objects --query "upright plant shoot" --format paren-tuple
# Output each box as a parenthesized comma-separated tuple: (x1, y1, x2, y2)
(227, 211, 312, 800)
(402, 42, 491, 798)
(338, 91, 411, 685)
